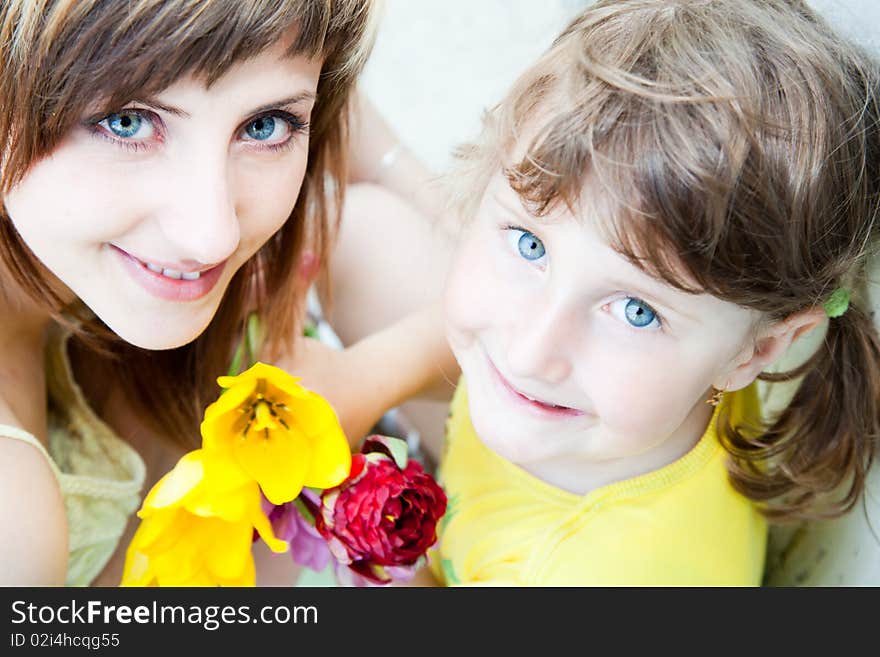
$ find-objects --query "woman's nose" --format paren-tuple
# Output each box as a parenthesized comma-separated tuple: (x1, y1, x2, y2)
(504, 294, 573, 384)
(158, 156, 240, 266)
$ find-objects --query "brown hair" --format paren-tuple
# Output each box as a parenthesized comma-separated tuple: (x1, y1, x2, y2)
(0, 0, 378, 447)
(450, 0, 880, 521)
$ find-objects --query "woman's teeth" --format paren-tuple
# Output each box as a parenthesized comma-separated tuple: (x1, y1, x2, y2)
(144, 262, 201, 280)
(521, 391, 568, 410)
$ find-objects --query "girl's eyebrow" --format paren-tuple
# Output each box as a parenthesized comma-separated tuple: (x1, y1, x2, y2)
(494, 190, 533, 220)
(492, 185, 700, 321)
(130, 91, 318, 119)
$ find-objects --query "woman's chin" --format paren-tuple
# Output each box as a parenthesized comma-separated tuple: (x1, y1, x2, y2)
(101, 317, 211, 351)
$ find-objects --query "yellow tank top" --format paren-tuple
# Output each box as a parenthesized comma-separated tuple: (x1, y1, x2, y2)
(431, 381, 767, 586)
(0, 326, 145, 586)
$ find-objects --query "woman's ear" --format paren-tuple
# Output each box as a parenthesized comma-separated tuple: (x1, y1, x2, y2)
(718, 307, 827, 392)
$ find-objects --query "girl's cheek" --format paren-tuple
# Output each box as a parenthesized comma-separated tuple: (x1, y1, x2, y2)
(445, 228, 510, 334)
(444, 253, 485, 338)
(597, 342, 713, 448)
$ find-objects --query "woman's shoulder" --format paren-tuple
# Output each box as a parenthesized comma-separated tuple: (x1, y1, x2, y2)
(0, 418, 69, 584)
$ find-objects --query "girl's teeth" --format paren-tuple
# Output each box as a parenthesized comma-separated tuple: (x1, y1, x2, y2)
(143, 262, 201, 280)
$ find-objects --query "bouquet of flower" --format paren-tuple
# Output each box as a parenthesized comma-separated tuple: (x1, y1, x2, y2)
(120, 362, 446, 586)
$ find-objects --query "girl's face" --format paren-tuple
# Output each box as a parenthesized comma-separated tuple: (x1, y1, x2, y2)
(3, 39, 321, 349)
(445, 173, 763, 491)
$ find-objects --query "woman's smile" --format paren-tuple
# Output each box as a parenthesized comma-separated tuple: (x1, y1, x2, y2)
(112, 245, 227, 302)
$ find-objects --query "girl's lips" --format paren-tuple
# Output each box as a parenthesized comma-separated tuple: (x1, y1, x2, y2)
(486, 355, 586, 418)
(113, 246, 226, 302)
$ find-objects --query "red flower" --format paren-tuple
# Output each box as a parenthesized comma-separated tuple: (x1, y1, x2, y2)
(315, 435, 447, 584)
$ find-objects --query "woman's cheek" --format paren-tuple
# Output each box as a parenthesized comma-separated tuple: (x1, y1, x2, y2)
(232, 149, 309, 242)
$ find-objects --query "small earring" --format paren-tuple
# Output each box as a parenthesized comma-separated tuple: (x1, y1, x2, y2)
(706, 387, 724, 407)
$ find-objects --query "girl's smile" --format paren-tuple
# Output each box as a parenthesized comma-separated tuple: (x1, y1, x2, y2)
(486, 350, 588, 418)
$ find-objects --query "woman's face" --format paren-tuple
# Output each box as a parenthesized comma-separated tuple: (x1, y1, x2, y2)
(3, 39, 321, 349)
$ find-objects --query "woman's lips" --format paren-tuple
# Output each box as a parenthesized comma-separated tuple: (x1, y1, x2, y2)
(486, 355, 586, 418)
(113, 246, 226, 302)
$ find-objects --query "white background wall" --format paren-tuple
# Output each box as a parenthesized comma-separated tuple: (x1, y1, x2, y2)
(361, 0, 880, 173)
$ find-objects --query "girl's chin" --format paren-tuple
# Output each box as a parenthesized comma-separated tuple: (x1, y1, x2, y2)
(469, 409, 528, 460)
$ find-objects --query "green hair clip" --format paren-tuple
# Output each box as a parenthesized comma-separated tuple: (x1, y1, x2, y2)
(823, 287, 850, 319)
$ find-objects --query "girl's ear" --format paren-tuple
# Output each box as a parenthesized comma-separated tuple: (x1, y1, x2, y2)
(718, 307, 827, 392)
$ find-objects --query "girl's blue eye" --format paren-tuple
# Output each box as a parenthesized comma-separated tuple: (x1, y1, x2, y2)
(625, 299, 656, 327)
(608, 297, 662, 330)
(101, 111, 152, 139)
(507, 229, 546, 261)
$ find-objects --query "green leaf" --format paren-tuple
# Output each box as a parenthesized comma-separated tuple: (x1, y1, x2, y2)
(227, 340, 244, 378)
(388, 437, 409, 470)
(363, 435, 409, 469)
(292, 496, 316, 525)
(245, 312, 262, 365)
(441, 559, 459, 585)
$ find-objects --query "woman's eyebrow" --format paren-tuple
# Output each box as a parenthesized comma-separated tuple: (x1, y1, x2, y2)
(131, 91, 317, 119)
(246, 92, 317, 116)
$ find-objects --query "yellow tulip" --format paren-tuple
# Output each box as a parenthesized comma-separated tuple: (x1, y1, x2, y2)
(121, 506, 258, 586)
(200, 362, 351, 505)
(121, 449, 286, 587)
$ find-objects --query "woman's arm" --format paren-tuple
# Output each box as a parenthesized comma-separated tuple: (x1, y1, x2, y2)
(325, 95, 460, 456)
(347, 90, 448, 223)
(324, 180, 459, 457)
(280, 301, 456, 447)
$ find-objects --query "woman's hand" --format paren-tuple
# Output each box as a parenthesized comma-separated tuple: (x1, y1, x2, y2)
(278, 304, 457, 447)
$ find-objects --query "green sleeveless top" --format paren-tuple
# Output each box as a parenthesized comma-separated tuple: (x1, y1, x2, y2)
(0, 326, 146, 586)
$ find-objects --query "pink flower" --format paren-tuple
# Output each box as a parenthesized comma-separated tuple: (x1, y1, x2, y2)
(262, 492, 331, 573)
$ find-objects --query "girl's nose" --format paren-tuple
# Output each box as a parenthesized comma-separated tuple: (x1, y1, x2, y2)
(505, 294, 573, 384)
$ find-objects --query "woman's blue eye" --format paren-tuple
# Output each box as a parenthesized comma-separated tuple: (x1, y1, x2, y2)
(245, 116, 278, 141)
(244, 112, 301, 145)
(623, 298, 659, 328)
(240, 113, 296, 146)
(105, 111, 145, 138)
(515, 230, 545, 261)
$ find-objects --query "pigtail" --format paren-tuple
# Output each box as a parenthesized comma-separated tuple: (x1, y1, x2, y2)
(723, 303, 880, 521)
